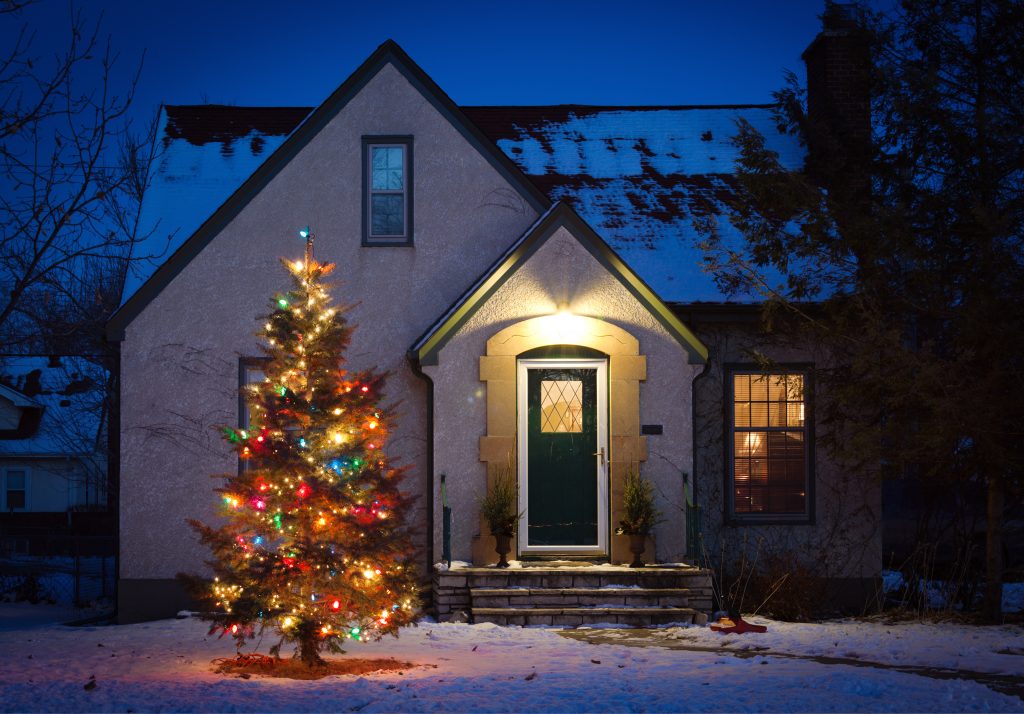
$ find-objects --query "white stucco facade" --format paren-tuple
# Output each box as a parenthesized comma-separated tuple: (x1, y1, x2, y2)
(112, 41, 881, 622)
(424, 225, 702, 564)
(118, 61, 539, 585)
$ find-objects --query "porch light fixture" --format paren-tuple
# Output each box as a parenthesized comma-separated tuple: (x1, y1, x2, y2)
(549, 304, 588, 343)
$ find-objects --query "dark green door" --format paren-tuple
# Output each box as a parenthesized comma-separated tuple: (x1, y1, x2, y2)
(526, 366, 599, 546)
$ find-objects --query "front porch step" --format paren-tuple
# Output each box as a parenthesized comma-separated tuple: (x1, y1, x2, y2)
(464, 567, 713, 591)
(434, 565, 714, 626)
(470, 587, 692, 608)
(473, 606, 704, 627)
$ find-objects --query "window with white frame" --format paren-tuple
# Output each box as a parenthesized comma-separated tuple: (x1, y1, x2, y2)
(363, 136, 412, 245)
(4, 468, 27, 511)
(728, 370, 811, 521)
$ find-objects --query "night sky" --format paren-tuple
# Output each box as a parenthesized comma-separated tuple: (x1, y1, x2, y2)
(10, 0, 830, 126)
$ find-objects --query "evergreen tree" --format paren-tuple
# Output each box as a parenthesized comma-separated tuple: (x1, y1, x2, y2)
(699, 0, 1023, 620)
(186, 230, 420, 665)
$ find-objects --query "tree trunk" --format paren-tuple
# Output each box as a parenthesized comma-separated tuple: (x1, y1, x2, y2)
(983, 473, 1004, 623)
(298, 623, 324, 667)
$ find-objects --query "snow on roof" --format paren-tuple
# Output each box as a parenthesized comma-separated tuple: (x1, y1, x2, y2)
(125, 103, 804, 306)
(125, 106, 313, 305)
(462, 105, 804, 301)
(0, 356, 106, 457)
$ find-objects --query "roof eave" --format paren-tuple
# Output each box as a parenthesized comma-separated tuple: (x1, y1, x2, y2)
(411, 202, 708, 367)
(106, 39, 550, 342)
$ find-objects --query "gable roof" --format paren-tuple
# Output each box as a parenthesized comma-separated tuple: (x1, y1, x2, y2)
(122, 99, 804, 320)
(462, 105, 804, 302)
(410, 201, 708, 366)
(108, 40, 550, 340)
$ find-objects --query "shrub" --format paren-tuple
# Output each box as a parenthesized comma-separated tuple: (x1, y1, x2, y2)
(479, 464, 519, 536)
(617, 469, 660, 536)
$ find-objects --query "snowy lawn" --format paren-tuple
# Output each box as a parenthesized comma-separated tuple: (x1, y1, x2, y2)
(0, 607, 1022, 712)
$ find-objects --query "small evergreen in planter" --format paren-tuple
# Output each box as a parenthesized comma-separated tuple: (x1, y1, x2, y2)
(478, 465, 520, 567)
(616, 469, 661, 567)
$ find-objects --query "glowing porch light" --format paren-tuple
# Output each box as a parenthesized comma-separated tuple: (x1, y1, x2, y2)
(539, 305, 589, 344)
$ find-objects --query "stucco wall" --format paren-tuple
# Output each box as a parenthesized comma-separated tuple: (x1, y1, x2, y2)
(692, 323, 883, 583)
(425, 226, 703, 564)
(119, 61, 539, 581)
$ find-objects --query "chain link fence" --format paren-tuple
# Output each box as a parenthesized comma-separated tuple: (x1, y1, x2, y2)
(0, 529, 115, 609)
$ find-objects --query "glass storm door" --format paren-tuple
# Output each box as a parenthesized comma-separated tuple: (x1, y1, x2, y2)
(517, 359, 608, 555)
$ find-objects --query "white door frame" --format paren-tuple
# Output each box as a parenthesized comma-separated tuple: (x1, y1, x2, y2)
(516, 358, 608, 555)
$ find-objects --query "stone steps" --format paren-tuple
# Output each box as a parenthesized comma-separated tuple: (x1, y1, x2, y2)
(473, 606, 704, 627)
(470, 587, 692, 608)
(433, 565, 714, 627)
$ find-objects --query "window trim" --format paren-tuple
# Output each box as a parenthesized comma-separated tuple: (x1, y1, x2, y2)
(723, 363, 815, 526)
(3, 467, 29, 512)
(362, 135, 414, 246)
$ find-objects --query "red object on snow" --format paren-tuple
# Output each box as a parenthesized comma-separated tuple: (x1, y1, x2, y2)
(709, 616, 767, 634)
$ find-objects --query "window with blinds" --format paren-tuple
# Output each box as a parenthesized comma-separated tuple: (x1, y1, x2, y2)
(729, 371, 810, 520)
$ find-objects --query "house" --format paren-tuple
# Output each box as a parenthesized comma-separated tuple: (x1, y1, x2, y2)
(108, 12, 880, 623)
(0, 357, 107, 523)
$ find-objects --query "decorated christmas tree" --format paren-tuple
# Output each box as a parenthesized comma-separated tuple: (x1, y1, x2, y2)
(186, 229, 420, 666)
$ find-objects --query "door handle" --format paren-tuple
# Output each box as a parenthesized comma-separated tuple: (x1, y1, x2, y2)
(592, 447, 605, 465)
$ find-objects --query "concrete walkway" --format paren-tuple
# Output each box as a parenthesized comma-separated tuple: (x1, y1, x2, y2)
(559, 628, 1024, 701)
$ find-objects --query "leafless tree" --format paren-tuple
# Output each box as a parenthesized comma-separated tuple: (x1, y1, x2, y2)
(0, 2, 158, 353)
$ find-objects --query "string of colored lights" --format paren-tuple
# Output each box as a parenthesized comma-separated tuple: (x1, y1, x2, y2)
(189, 228, 420, 664)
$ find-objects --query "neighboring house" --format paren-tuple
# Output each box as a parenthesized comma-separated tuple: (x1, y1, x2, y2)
(0, 357, 107, 518)
(108, 14, 880, 622)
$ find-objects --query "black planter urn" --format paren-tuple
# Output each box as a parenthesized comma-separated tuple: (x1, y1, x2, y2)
(628, 533, 647, 568)
(494, 533, 512, 568)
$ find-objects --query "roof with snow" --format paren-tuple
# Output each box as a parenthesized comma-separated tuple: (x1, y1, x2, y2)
(126, 101, 803, 306)
(0, 357, 106, 458)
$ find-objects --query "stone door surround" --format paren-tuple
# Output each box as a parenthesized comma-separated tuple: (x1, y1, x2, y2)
(472, 315, 649, 565)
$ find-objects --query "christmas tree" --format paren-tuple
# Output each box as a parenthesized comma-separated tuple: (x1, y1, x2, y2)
(187, 228, 420, 666)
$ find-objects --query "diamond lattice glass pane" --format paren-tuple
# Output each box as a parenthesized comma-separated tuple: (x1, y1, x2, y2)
(540, 379, 583, 433)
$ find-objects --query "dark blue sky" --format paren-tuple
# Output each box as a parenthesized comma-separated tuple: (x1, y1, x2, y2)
(16, 0, 829, 125)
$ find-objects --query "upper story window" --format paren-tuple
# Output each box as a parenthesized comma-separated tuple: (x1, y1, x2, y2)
(727, 369, 812, 523)
(362, 136, 413, 246)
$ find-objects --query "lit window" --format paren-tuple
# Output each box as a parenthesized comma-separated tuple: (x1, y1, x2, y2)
(540, 380, 583, 433)
(729, 371, 810, 520)
(363, 137, 413, 245)
(5, 469, 26, 510)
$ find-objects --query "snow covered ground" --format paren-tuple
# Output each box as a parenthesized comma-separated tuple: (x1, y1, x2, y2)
(0, 606, 1021, 712)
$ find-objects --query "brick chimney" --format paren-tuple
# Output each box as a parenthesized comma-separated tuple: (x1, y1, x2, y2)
(802, 2, 870, 193)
